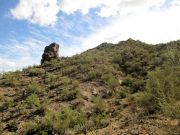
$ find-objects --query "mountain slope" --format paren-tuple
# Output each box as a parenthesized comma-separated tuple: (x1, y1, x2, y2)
(0, 39, 180, 135)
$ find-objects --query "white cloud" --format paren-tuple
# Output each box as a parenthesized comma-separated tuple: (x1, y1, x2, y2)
(0, 38, 46, 72)
(0, 58, 15, 72)
(78, 0, 180, 50)
(59, 0, 166, 17)
(10, 0, 59, 26)
(11, 0, 166, 27)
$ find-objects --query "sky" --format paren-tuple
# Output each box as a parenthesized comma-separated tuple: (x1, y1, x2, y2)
(0, 0, 180, 72)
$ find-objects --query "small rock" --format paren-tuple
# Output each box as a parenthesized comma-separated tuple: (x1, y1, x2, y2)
(92, 88, 98, 96)
(130, 129, 139, 135)
(170, 119, 179, 126)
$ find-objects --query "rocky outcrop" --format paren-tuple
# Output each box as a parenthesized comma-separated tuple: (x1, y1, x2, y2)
(41, 43, 60, 64)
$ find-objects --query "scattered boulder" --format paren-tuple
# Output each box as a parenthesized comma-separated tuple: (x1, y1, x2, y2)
(41, 43, 60, 64)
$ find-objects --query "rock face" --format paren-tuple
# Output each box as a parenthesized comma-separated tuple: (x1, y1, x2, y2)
(41, 43, 60, 64)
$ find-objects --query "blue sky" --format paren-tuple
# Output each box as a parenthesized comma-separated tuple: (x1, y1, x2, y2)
(0, 0, 180, 72)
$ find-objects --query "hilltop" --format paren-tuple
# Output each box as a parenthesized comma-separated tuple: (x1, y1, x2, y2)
(0, 39, 180, 135)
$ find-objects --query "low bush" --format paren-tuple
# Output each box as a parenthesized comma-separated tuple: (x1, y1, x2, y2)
(92, 97, 106, 113)
(59, 88, 80, 101)
(61, 66, 77, 76)
(101, 73, 119, 88)
(26, 94, 40, 108)
(87, 70, 98, 80)
(0, 98, 14, 112)
(43, 107, 86, 134)
(0, 122, 3, 133)
(44, 73, 58, 83)
(89, 113, 109, 130)
(62, 77, 72, 85)
(25, 67, 45, 76)
(2, 72, 22, 87)
(122, 76, 145, 93)
(27, 82, 45, 95)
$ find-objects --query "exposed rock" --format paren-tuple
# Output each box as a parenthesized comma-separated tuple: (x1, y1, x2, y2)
(92, 88, 98, 96)
(41, 43, 60, 64)
(129, 129, 139, 135)
(170, 119, 179, 126)
(100, 89, 112, 99)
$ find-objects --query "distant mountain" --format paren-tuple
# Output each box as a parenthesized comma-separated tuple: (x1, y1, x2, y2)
(0, 39, 179, 135)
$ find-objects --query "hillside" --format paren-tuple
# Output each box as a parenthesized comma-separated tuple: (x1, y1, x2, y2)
(0, 39, 180, 135)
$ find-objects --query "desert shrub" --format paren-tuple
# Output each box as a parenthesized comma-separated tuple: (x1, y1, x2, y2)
(61, 65, 77, 76)
(89, 113, 109, 130)
(136, 92, 159, 114)
(115, 90, 127, 99)
(122, 76, 145, 93)
(77, 64, 89, 74)
(5, 121, 18, 132)
(62, 77, 72, 85)
(16, 102, 27, 114)
(164, 46, 180, 66)
(27, 82, 45, 95)
(44, 73, 57, 83)
(43, 107, 86, 134)
(101, 73, 119, 88)
(0, 122, 3, 133)
(2, 72, 22, 87)
(113, 46, 160, 77)
(0, 98, 14, 112)
(26, 94, 40, 108)
(72, 80, 79, 88)
(92, 97, 106, 113)
(22, 121, 40, 135)
(25, 67, 45, 76)
(160, 102, 180, 118)
(137, 67, 180, 118)
(87, 70, 98, 80)
(59, 88, 80, 101)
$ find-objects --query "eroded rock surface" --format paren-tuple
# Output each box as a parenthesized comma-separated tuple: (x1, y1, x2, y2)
(41, 43, 59, 64)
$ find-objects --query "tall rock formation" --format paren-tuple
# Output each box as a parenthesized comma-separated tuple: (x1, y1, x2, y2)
(41, 43, 60, 64)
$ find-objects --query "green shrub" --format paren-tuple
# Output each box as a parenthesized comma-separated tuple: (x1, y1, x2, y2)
(113, 46, 159, 77)
(44, 73, 57, 83)
(25, 67, 45, 76)
(16, 102, 27, 114)
(22, 121, 39, 135)
(115, 90, 127, 99)
(92, 97, 106, 113)
(101, 73, 119, 88)
(2, 72, 22, 87)
(87, 70, 98, 80)
(137, 67, 180, 118)
(43, 107, 86, 134)
(0, 98, 14, 112)
(59, 88, 80, 101)
(136, 92, 159, 114)
(27, 82, 45, 95)
(161, 102, 180, 118)
(0, 122, 3, 133)
(26, 94, 40, 108)
(72, 80, 79, 88)
(62, 77, 72, 85)
(89, 113, 109, 129)
(63, 66, 78, 75)
(122, 76, 145, 93)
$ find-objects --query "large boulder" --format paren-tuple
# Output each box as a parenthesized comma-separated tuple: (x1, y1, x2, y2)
(41, 43, 60, 64)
